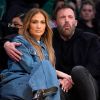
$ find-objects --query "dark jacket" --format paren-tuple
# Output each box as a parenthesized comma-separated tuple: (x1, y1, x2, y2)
(53, 28, 100, 87)
(77, 19, 99, 36)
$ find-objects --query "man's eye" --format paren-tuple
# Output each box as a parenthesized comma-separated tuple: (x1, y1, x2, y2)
(68, 15, 73, 19)
(59, 16, 65, 20)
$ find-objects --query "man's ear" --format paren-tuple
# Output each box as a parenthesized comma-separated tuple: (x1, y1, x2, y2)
(55, 20, 57, 25)
(75, 20, 77, 26)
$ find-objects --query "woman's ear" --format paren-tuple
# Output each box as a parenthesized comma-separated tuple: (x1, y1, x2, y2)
(45, 31, 48, 34)
(44, 30, 48, 34)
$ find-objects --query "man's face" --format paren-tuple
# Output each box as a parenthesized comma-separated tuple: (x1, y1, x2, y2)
(80, 4, 95, 21)
(56, 8, 77, 40)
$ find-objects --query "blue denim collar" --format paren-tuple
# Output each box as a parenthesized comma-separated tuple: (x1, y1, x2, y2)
(29, 35, 46, 50)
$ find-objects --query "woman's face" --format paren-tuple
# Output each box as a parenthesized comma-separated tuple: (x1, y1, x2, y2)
(29, 12, 46, 40)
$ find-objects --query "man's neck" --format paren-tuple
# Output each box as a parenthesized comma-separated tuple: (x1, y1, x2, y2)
(60, 32, 74, 41)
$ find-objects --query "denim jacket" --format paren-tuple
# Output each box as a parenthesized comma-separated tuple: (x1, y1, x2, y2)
(0, 35, 60, 100)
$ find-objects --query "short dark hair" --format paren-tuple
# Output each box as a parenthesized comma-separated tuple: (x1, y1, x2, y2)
(80, 0, 95, 11)
(13, 13, 26, 22)
(55, 4, 76, 19)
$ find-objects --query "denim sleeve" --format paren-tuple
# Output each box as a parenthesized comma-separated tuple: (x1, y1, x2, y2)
(11, 35, 35, 73)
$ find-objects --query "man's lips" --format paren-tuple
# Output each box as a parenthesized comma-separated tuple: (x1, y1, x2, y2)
(64, 23, 70, 28)
(64, 26, 70, 30)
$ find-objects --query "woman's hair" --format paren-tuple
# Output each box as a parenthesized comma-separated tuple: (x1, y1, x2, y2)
(21, 8, 55, 66)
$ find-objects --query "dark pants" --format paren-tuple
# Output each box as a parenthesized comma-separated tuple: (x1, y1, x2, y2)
(61, 66, 99, 100)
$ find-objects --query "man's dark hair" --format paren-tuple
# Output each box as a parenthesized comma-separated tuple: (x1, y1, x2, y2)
(12, 13, 26, 22)
(54, 4, 76, 19)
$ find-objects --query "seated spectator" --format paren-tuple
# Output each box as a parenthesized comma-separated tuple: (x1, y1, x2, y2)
(0, 13, 25, 70)
(7, 13, 25, 35)
(77, 0, 99, 36)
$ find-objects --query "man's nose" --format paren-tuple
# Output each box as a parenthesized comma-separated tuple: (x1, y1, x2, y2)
(65, 16, 69, 20)
(65, 17, 68, 22)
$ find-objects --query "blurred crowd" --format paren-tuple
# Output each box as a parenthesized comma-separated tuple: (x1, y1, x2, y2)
(0, 0, 100, 38)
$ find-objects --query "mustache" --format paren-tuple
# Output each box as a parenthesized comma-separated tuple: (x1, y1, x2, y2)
(63, 22, 71, 28)
(64, 21, 70, 25)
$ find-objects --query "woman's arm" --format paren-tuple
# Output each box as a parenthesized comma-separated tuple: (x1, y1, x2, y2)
(56, 70, 74, 92)
(56, 70, 71, 79)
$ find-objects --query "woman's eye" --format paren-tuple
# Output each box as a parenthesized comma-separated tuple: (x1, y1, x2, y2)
(31, 20, 46, 24)
(41, 21, 45, 24)
(31, 21, 37, 23)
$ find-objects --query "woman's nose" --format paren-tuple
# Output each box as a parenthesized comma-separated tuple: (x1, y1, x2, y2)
(37, 23, 41, 28)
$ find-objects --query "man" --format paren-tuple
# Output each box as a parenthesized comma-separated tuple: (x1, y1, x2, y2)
(52, 5, 100, 100)
(3, 5, 100, 100)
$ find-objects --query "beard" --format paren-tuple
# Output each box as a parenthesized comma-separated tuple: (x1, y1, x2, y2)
(57, 24, 76, 40)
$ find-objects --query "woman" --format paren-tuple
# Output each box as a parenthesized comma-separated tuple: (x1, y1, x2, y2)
(0, 8, 73, 100)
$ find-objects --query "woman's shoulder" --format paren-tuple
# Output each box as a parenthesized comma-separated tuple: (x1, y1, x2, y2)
(12, 34, 30, 45)
(12, 34, 25, 42)
(12, 35, 32, 48)
(12, 35, 36, 51)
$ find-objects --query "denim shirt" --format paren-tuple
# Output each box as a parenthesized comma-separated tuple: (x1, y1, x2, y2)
(0, 35, 60, 100)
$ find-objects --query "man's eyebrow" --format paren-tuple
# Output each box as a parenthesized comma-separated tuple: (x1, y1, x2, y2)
(60, 15, 66, 17)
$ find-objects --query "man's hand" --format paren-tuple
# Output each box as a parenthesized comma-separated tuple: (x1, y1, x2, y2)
(4, 41, 22, 61)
